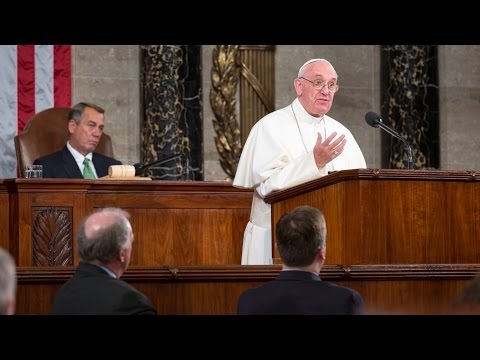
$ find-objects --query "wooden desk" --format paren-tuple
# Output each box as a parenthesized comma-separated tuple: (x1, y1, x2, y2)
(0, 179, 252, 267)
(266, 169, 480, 264)
(5, 172, 479, 315)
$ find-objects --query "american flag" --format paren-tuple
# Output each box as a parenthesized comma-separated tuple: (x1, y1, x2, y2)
(0, 45, 71, 178)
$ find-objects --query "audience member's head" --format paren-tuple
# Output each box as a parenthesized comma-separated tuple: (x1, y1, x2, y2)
(77, 207, 133, 278)
(0, 247, 17, 315)
(276, 205, 327, 273)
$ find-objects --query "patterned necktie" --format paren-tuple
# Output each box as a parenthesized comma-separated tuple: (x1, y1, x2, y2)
(83, 158, 96, 179)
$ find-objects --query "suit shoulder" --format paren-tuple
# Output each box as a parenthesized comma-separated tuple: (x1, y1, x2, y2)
(33, 150, 63, 164)
(322, 280, 362, 296)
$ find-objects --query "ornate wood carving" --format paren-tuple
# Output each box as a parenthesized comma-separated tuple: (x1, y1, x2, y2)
(210, 45, 242, 181)
(32, 207, 72, 266)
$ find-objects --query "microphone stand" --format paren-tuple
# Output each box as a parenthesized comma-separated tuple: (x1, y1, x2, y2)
(377, 122, 414, 170)
(405, 142, 414, 170)
(135, 154, 182, 176)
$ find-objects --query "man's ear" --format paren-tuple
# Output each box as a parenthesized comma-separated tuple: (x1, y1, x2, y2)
(294, 78, 302, 96)
(117, 248, 125, 263)
(319, 245, 326, 260)
(68, 119, 76, 135)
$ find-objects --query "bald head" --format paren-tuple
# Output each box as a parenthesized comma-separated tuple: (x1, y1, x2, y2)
(77, 208, 132, 264)
(85, 210, 125, 239)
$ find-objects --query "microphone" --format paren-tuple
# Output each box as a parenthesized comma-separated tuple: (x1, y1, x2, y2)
(365, 112, 414, 169)
(133, 154, 182, 176)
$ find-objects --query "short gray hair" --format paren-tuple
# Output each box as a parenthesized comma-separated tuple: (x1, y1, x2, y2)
(68, 102, 105, 125)
(77, 208, 131, 263)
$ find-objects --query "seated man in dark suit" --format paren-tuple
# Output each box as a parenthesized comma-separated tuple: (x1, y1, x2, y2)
(34, 102, 121, 178)
(50, 207, 158, 315)
(237, 205, 364, 315)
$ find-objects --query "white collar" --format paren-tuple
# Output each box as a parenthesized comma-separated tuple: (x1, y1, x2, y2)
(67, 141, 93, 162)
(293, 98, 325, 127)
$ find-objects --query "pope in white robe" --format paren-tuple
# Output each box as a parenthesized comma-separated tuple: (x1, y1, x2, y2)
(233, 59, 367, 265)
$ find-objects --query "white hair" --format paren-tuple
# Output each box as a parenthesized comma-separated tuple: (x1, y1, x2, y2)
(297, 58, 334, 78)
(0, 247, 16, 315)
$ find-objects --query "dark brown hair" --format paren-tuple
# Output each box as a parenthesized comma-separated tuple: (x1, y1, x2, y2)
(276, 205, 326, 267)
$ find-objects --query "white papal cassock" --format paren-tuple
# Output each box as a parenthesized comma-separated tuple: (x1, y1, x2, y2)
(233, 98, 367, 265)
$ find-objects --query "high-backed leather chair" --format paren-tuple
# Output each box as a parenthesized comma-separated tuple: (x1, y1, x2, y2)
(14, 107, 114, 178)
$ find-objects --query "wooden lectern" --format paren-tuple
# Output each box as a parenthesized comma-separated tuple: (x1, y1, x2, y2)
(265, 169, 480, 314)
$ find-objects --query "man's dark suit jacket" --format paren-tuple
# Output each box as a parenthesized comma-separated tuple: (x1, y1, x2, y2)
(33, 146, 121, 178)
(237, 270, 364, 315)
(50, 262, 158, 315)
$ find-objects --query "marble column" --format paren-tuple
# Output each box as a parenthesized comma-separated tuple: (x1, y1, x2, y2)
(380, 45, 439, 169)
(140, 45, 203, 180)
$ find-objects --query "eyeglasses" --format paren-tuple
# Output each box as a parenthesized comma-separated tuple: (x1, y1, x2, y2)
(299, 77, 339, 93)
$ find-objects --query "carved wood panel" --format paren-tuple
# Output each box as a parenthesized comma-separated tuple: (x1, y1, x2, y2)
(32, 207, 73, 266)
